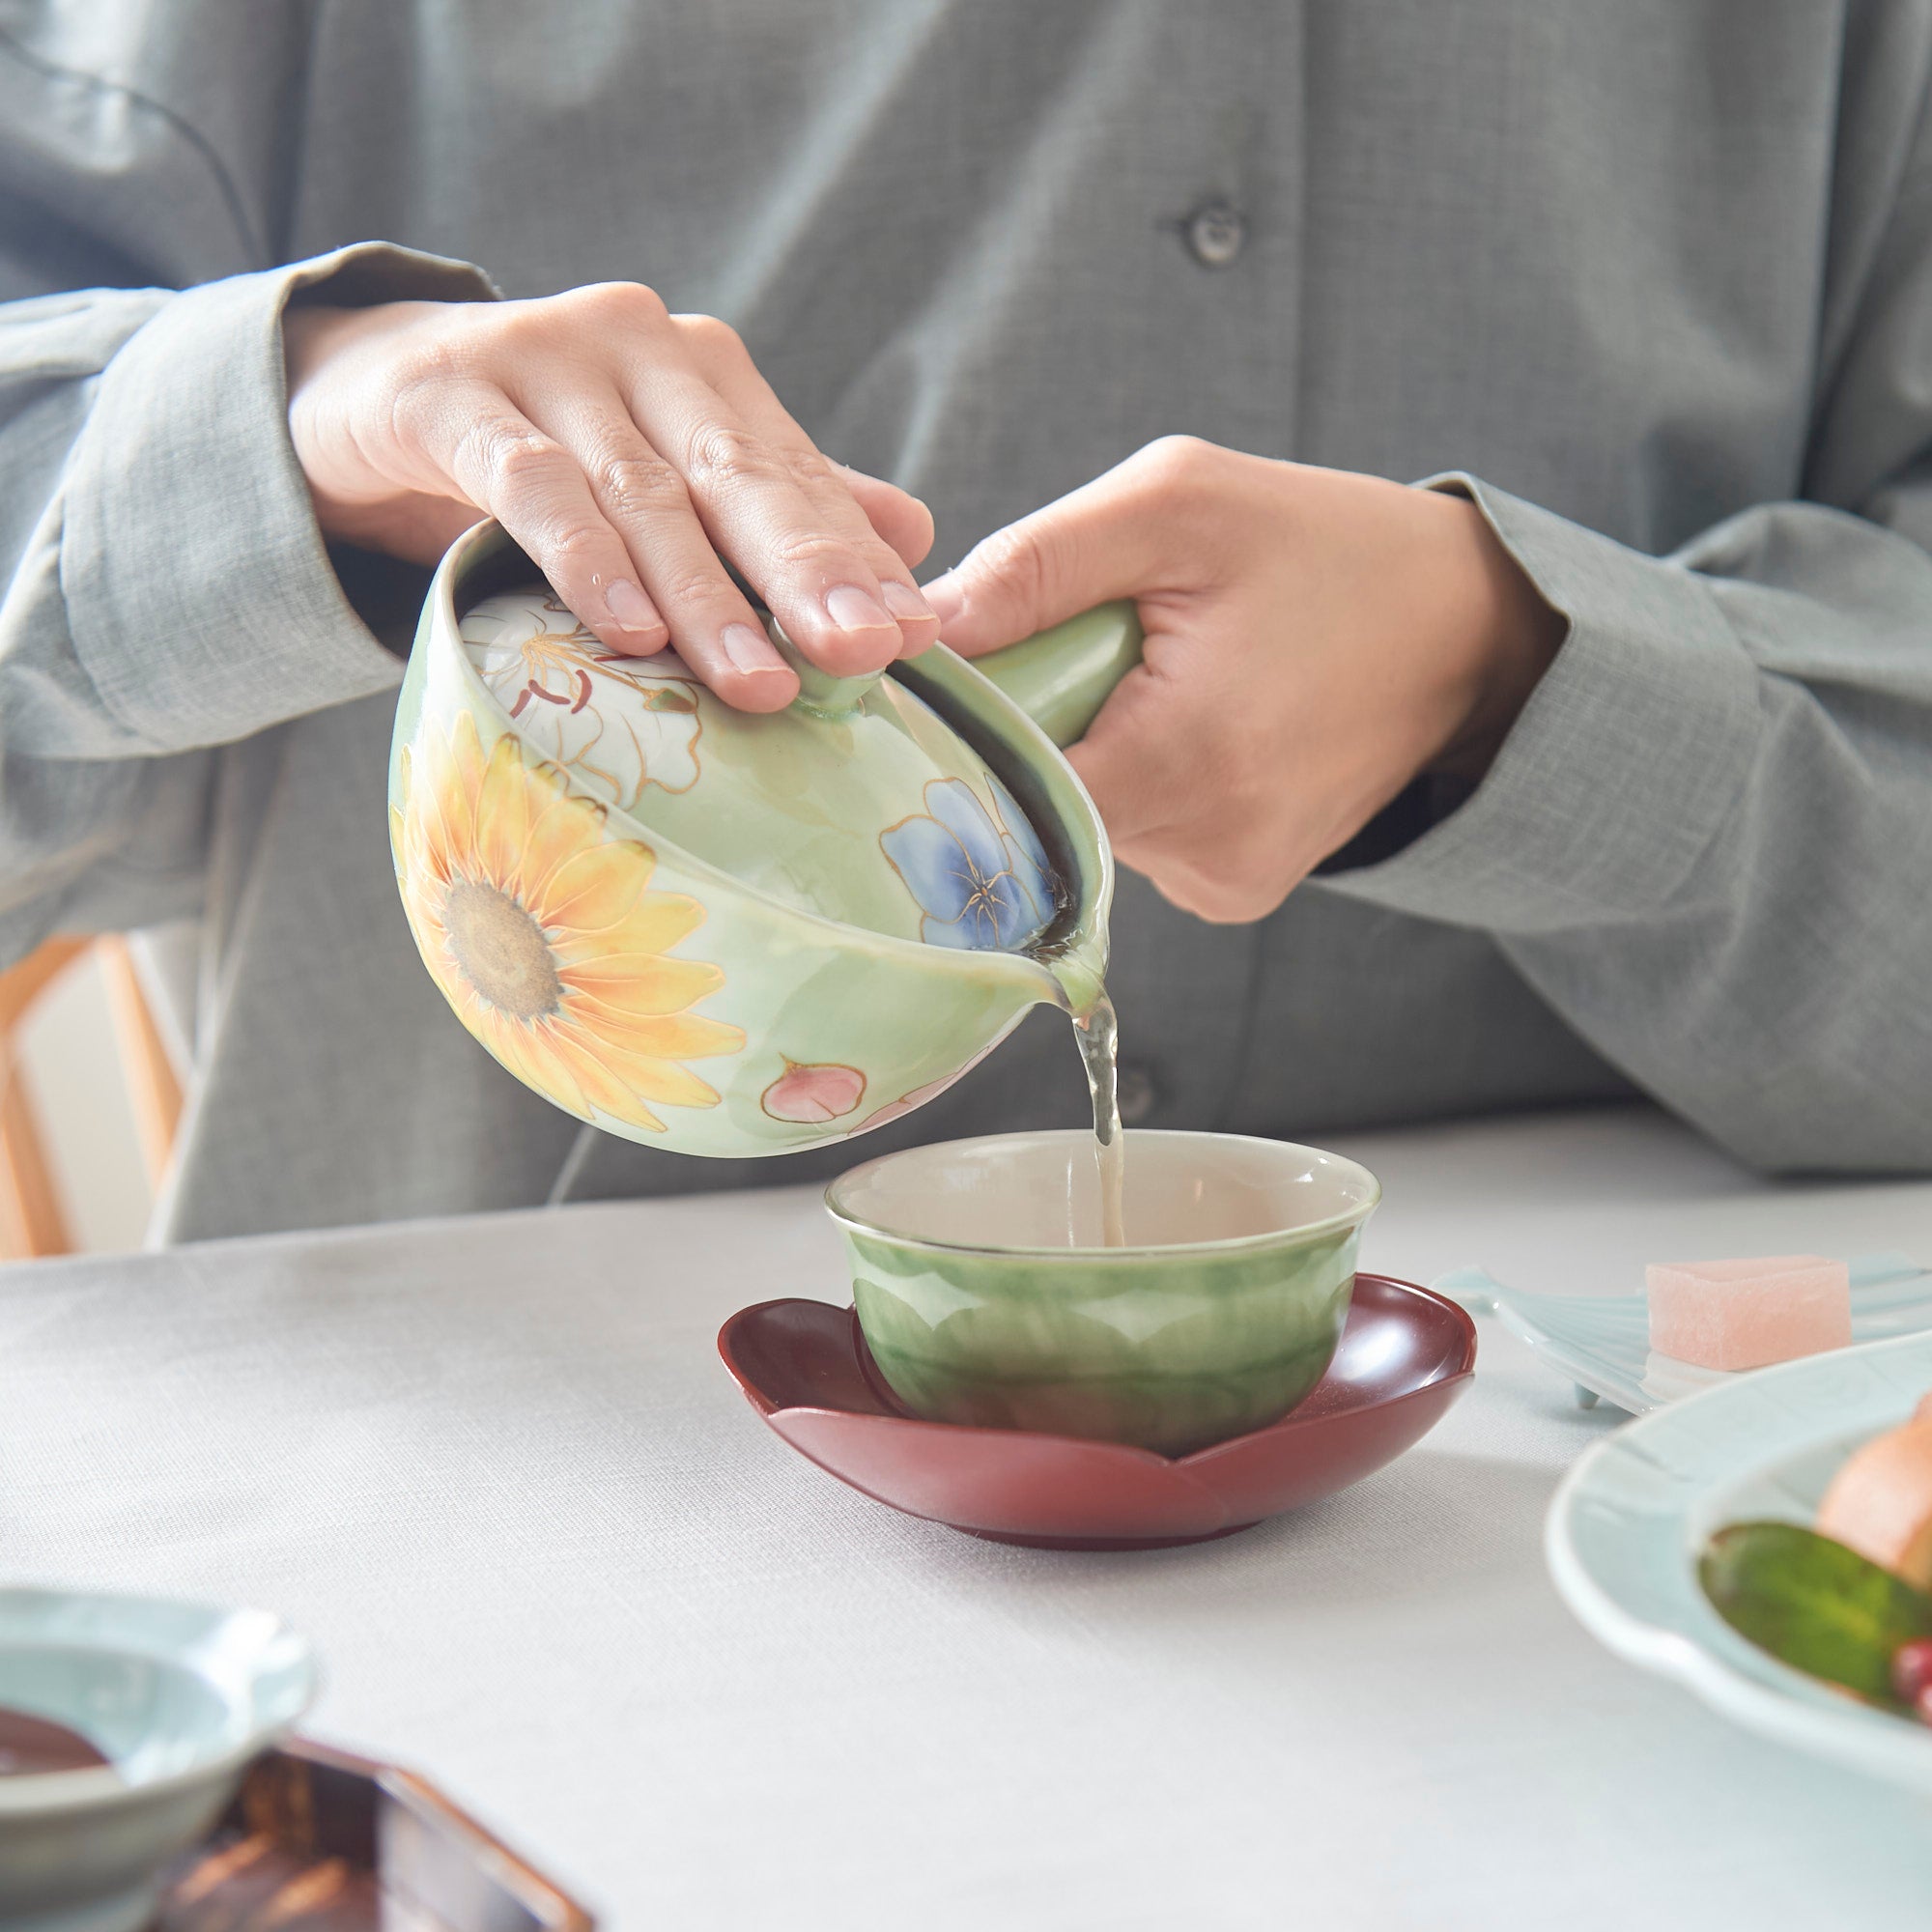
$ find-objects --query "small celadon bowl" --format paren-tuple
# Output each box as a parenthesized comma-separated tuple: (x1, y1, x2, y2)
(0, 1587, 318, 1932)
(825, 1130, 1381, 1457)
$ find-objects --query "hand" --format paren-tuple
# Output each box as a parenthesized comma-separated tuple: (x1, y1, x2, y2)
(283, 284, 940, 711)
(922, 439, 1565, 923)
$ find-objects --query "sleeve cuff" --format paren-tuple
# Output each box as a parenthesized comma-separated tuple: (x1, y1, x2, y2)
(62, 242, 498, 753)
(1315, 473, 1765, 931)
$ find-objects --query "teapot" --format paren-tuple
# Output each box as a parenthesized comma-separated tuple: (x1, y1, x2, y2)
(388, 520, 1142, 1156)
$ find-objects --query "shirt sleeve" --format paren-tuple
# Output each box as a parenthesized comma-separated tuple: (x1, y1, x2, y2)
(0, 15, 497, 952)
(1316, 112, 1932, 1173)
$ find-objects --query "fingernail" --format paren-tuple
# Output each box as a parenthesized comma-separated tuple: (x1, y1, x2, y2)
(881, 581, 936, 625)
(824, 583, 895, 635)
(921, 572, 964, 626)
(719, 621, 781, 674)
(606, 578, 659, 632)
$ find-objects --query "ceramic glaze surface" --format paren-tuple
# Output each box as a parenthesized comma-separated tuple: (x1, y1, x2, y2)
(826, 1130, 1379, 1457)
(459, 585, 1058, 950)
(0, 1588, 316, 1932)
(1547, 1329, 1932, 1797)
(390, 523, 1118, 1158)
(1440, 1251, 1928, 1414)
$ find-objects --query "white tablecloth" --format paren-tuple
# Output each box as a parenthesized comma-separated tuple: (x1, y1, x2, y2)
(5, 1105, 1930, 1930)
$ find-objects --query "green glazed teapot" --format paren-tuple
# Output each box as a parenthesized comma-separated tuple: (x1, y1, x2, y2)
(389, 520, 1142, 1156)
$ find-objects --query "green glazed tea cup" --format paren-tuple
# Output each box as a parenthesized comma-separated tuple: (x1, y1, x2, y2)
(825, 1130, 1381, 1457)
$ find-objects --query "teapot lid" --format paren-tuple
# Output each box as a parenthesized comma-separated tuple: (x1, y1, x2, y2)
(457, 585, 1063, 954)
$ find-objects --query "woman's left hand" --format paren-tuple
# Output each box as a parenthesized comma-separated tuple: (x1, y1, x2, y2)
(921, 439, 1565, 923)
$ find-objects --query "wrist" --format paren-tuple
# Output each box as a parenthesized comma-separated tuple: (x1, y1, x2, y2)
(283, 301, 443, 553)
(284, 303, 382, 428)
(1424, 490, 1565, 781)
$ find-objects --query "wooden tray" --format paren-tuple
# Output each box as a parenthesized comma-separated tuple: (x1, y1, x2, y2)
(156, 1738, 595, 1930)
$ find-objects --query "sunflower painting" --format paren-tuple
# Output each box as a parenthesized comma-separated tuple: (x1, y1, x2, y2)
(391, 710, 745, 1133)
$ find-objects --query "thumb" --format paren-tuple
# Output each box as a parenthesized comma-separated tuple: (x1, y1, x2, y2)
(922, 451, 1182, 657)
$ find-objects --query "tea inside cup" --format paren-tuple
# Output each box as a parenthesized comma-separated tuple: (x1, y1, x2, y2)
(825, 1130, 1379, 1457)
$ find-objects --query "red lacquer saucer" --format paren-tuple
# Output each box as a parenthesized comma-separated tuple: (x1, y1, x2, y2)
(717, 1274, 1477, 1549)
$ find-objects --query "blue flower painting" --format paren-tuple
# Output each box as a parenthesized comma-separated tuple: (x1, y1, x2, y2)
(880, 777, 1058, 951)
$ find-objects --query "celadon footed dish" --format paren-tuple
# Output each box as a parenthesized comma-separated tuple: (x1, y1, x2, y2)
(0, 1587, 317, 1932)
(391, 522, 1141, 1158)
(827, 1130, 1382, 1457)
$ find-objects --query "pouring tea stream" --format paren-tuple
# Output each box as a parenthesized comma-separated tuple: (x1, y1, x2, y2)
(390, 520, 1141, 1231)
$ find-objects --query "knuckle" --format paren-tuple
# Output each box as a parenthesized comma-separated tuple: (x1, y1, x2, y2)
(684, 420, 779, 492)
(480, 298, 556, 355)
(543, 522, 616, 576)
(676, 312, 748, 362)
(774, 441, 838, 493)
(485, 428, 569, 494)
(566, 280, 668, 327)
(655, 564, 734, 612)
(452, 414, 519, 474)
(767, 527, 858, 575)
(1140, 433, 1212, 474)
(1132, 434, 1217, 503)
(593, 448, 690, 521)
(974, 523, 1054, 613)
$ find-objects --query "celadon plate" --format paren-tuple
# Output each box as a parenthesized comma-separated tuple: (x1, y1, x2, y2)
(1546, 1328, 1932, 1796)
(1435, 1251, 1928, 1414)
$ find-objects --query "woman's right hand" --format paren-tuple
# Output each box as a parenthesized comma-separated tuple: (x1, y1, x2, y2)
(283, 283, 939, 710)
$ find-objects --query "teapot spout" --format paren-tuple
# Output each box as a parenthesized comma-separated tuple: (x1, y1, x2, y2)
(968, 601, 1143, 749)
(893, 624, 1117, 1024)
(1031, 930, 1109, 1024)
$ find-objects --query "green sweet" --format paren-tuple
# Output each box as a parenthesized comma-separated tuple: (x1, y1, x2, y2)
(1699, 1520, 1932, 1706)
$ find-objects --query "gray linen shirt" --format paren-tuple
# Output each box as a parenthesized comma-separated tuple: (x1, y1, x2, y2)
(3, 1, 1930, 1241)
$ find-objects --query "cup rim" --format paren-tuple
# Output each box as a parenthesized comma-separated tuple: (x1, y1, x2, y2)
(823, 1127, 1381, 1260)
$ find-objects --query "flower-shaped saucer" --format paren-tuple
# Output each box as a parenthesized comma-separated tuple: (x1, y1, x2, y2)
(717, 1273, 1477, 1549)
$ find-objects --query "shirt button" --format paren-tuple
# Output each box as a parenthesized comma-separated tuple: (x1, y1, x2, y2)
(1184, 200, 1246, 269)
(1116, 1063, 1158, 1125)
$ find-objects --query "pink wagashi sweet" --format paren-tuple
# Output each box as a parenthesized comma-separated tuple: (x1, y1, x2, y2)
(1645, 1254, 1851, 1372)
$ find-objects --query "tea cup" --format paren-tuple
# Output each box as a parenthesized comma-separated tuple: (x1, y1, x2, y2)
(825, 1130, 1380, 1457)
